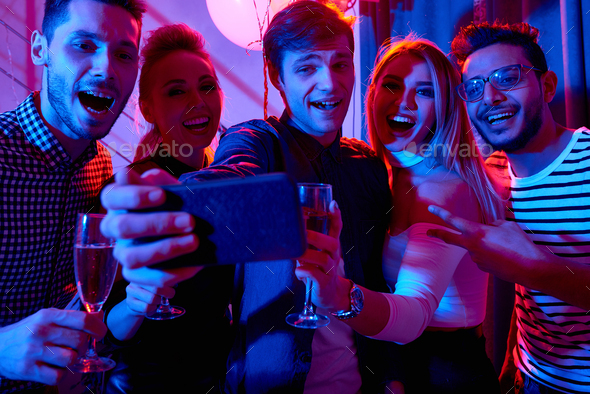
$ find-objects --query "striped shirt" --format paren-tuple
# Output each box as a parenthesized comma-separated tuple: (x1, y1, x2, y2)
(487, 127, 590, 393)
(0, 93, 112, 393)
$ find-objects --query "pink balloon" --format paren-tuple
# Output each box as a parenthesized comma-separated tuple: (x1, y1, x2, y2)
(206, 0, 274, 51)
(270, 0, 291, 13)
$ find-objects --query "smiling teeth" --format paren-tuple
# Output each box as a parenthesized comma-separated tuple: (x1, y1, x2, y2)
(86, 91, 113, 99)
(183, 117, 209, 126)
(312, 100, 341, 109)
(487, 112, 514, 122)
(389, 115, 415, 124)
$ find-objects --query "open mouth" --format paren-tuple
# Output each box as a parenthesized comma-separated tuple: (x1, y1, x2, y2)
(183, 117, 210, 131)
(486, 112, 515, 125)
(387, 115, 415, 131)
(79, 91, 115, 114)
(311, 100, 342, 110)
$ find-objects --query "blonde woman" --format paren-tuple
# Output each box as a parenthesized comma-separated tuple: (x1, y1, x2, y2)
(298, 37, 503, 393)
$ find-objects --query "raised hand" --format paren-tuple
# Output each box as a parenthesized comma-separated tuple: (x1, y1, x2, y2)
(295, 201, 351, 311)
(0, 309, 106, 385)
(425, 205, 546, 283)
(124, 283, 176, 316)
(100, 168, 201, 287)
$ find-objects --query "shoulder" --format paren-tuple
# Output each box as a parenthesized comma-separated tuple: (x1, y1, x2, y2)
(0, 107, 20, 139)
(220, 118, 281, 147)
(411, 169, 481, 227)
(340, 137, 380, 159)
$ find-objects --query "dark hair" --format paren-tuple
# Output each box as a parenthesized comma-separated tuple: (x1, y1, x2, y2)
(42, 0, 146, 45)
(135, 23, 221, 162)
(451, 21, 548, 73)
(263, 1, 355, 78)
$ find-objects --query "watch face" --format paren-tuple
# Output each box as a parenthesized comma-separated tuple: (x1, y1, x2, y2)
(351, 286, 364, 312)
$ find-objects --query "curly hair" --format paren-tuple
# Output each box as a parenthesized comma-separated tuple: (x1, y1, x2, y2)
(451, 21, 548, 72)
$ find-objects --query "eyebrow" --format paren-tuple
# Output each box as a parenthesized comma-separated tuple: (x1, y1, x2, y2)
(161, 75, 216, 89)
(291, 51, 352, 67)
(381, 75, 433, 85)
(69, 30, 137, 50)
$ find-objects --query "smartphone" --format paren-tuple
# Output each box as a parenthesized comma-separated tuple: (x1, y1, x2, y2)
(134, 173, 307, 269)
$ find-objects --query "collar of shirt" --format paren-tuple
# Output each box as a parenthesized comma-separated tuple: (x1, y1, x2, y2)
(279, 111, 342, 164)
(15, 92, 99, 172)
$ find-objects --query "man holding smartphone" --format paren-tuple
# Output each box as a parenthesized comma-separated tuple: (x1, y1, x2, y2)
(102, 1, 393, 392)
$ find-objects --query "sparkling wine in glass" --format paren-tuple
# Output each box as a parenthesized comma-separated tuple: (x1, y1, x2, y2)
(70, 213, 118, 373)
(286, 183, 331, 329)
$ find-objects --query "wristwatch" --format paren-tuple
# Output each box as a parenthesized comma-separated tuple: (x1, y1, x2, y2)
(330, 280, 364, 320)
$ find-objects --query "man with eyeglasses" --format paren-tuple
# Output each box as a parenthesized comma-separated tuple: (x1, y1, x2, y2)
(427, 22, 590, 394)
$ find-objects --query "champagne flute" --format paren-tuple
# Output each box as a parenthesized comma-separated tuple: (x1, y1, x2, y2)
(70, 213, 118, 373)
(145, 295, 185, 320)
(286, 183, 331, 329)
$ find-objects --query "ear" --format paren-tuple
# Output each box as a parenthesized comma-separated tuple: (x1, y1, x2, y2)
(139, 100, 155, 124)
(540, 70, 558, 103)
(268, 63, 285, 94)
(31, 30, 48, 66)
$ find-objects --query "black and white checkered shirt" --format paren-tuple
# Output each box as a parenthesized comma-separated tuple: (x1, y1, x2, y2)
(0, 93, 112, 392)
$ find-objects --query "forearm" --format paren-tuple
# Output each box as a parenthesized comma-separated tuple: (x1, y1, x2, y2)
(341, 286, 390, 337)
(523, 251, 590, 310)
(107, 301, 145, 341)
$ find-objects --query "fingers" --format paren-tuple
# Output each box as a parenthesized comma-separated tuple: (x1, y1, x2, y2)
(298, 249, 337, 275)
(426, 228, 465, 248)
(328, 200, 343, 239)
(122, 265, 201, 288)
(102, 212, 194, 239)
(35, 364, 68, 386)
(101, 184, 165, 211)
(39, 345, 78, 370)
(125, 283, 165, 315)
(140, 168, 180, 185)
(428, 205, 473, 233)
(127, 283, 176, 301)
(294, 263, 326, 285)
(36, 309, 104, 339)
(125, 283, 176, 315)
(114, 234, 198, 269)
(306, 230, 339, 258)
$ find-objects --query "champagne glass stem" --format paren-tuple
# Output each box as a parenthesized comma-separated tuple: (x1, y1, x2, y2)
(159, 296, 171, 313)
(86, 336, 98, 360)
(302, 279, 315, 317)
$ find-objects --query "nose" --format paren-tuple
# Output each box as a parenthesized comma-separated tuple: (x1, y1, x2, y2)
(482, 82, 506, 107)
(396, 88, 417, 111)
(189, 89, 205, 109)
(89, 50, 115, 81)
(316, 67, 335, 92)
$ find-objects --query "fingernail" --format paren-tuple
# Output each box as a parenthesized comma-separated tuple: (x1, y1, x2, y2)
(334, 201, 339, 210)
(177, 234, 195, 247)
(174, 214, 193, 232)
(148, 189, 163, 202)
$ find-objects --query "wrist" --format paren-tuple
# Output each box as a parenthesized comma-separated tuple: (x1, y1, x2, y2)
(333, 277, 353, 312)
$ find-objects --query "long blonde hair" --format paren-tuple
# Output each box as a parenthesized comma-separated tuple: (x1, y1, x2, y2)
(366, 36, 503, 223)
(134, 23, 222, 164)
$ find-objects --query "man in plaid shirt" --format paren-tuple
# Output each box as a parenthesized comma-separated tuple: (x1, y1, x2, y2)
(0, 0, 145, 392)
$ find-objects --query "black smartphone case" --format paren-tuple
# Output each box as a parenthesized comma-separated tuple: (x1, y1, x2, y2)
(138, 173, 307, 269)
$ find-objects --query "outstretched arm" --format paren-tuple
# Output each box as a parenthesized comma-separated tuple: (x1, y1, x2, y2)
(427, 205, 590, 311)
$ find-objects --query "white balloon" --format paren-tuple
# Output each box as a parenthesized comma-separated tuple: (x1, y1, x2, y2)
(206, 0, 274, 51)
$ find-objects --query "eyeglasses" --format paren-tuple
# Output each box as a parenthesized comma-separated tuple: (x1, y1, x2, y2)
(456, 64, 544, 102)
